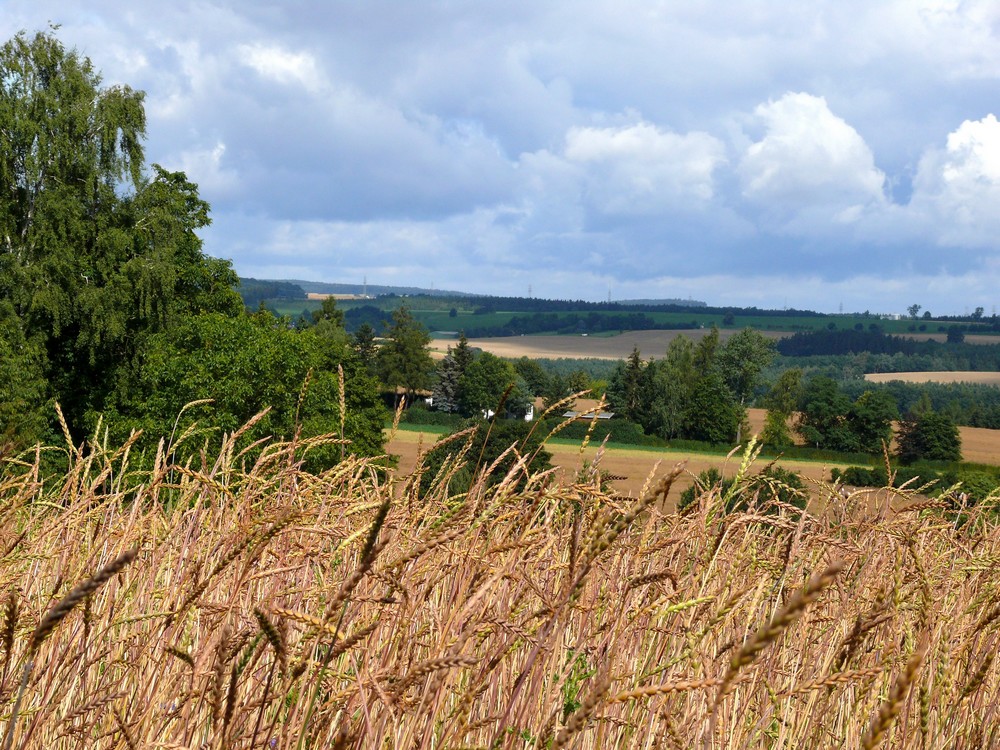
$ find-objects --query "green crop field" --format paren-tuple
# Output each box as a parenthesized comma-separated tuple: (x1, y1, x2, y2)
(256, 292, 1000, 342)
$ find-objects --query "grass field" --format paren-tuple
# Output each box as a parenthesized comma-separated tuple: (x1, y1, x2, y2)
(3, 423, 999, 748)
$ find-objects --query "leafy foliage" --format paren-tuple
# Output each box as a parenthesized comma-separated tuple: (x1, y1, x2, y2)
(760, 368, 803, 447)
(678, 466, 807, 516)
(105, 311, 386, 466)
(459, 352, 531, 418)
(0, 300, 51, 451)
(796, 376, 896, 454)
(0, 30, 242, 436)
(896, 411, 962, 464)
(606, 328, 772, 445)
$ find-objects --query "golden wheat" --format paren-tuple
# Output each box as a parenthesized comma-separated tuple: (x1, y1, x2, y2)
(0, 417, 994, 748)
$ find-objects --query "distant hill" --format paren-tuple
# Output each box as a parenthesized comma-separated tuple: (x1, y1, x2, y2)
(286, 280, 475, 298)
(617, 298, 707, 307)
(237, 278, 708, 307)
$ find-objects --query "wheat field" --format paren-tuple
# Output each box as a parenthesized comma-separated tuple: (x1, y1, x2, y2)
(0, 415, 997, 749)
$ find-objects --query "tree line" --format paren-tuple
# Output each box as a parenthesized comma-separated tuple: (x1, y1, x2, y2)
(776, 328, 1000, 362)
(597, 331, 960, 464)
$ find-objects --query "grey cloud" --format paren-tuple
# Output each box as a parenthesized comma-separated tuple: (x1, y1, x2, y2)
(3, 0, 1000, 312)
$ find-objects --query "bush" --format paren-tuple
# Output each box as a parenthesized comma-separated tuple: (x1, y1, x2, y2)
(833, 465, 941, 491)
(939, 468, 1000, 504)
(400, 403, 466, 428)
(418, 418, 553, 498)
(896, 411, 962, 464)
(678, 468, 732, 512)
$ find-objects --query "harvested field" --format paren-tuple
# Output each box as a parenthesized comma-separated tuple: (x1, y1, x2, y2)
(390, 407, 1000, 506)
(305, 292, 367, 300)
(952, 424, 1000, 465)
(430, 328, 787, 360)
(388, 424, 843, 509)
(865, 370, 1000, 385)
(748, 405, 1000, 467)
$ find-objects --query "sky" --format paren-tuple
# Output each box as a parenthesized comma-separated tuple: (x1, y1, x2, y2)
(3, 1, 1000, 314)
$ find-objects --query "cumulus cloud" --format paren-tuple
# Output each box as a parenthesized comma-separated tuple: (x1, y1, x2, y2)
(910, 114, 1000, 246)
(738, 93, 887, 229)
(174, 141, 239, 197)
(563, 122, 726, 214)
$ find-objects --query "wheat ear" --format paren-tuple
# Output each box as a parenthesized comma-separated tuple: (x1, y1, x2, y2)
(4, 549, 137, 750)
(714, 561, 843, 711)
(861, 636, 930, 750)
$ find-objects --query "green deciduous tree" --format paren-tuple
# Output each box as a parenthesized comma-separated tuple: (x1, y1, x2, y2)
(896, 411, 962, 464)
(0, 300, 50, 452)
(459, 352, 530, 418)
(312, 296, 345, 328)
(847, 390, 898, 454)
(760, 369, 803, 448)
(796, 376, 855, 450)
(717, 328, 776, 407)
(796, 376, 898, 455)
(717, 328, 776, 441)
(106, 311, 386, 465)
(684, 371, 741, 444)
(0, 30, 241, 434)
(512, 356, 549, 397)
(542, 372, 570, 411)
(693, 325, 721, 377)
(644, 337, 697, 440)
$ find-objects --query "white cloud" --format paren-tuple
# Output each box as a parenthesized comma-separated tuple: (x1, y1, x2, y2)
(236, 42, 325, 93)
(910, 114, 1000, 246)
(738, 93, 887, 222)
(860, 1, 1000, 79)
(563, 122, 726, 214)
(172, 141, 239, 196)
(5, 0, 1000, 312)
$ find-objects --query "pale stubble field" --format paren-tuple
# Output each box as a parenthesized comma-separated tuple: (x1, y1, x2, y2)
(389, 407, 1000, 508)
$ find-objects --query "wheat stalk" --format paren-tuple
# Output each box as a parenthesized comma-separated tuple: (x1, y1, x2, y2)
(714, 561, 844, 710)
(861, 636, 930, 750)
